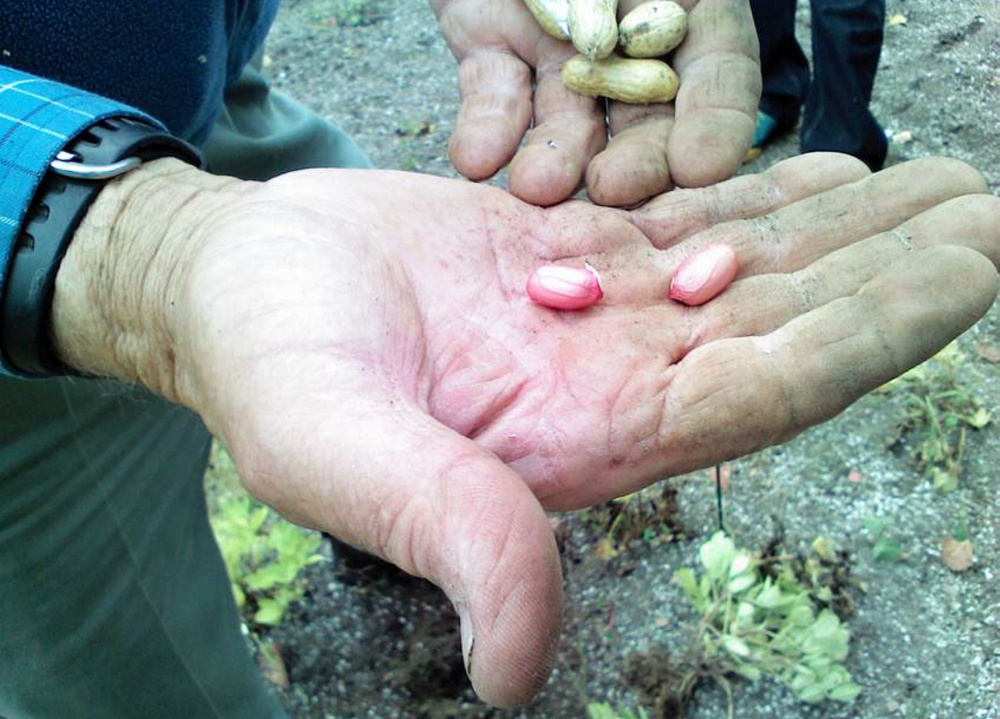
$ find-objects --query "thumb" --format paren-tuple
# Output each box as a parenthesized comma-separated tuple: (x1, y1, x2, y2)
(239, 400, 563, 707)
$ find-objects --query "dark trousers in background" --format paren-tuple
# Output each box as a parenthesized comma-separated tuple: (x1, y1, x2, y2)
(751, 0, 888, 170)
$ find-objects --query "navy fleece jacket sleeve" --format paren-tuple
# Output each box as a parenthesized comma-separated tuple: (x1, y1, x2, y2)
(0, 0, 279, 376)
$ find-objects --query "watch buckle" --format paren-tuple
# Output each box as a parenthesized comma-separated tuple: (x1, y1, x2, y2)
(50, 150, 141, 181)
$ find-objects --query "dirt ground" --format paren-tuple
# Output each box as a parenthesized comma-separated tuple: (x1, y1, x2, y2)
(238, 2, 1000, 718)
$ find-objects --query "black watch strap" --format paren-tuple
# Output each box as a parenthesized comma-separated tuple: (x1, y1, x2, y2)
(0, 117, 203, 377)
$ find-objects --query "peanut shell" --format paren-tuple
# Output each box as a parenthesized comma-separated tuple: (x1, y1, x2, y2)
(561, 54, 679, 104)
(568, 0, 619, 60)
(522, 0, 570, 40)
(619, 0, 688, 58)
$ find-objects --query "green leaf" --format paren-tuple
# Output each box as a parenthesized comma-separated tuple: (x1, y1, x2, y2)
(700, 531, 736, 579)
(828, 682, 862, 702)
(872, 535, 903, 562)
(790, 668, 816, 693)
(674, 568, 703, 605)
(722, 635, 751, 658)
(796, 682, 827, 703)
(805, 655, 832, 673)
(803, 612, 850, 660)
(951, 512, 970, 542)
(734, 602, 756, 627)
(788, 604, 815, 627)
(811, 536, 837, 562)
(932, 466, 959, 493)
(734, 662, 762, 682)
(966, 407, 991, 429)
(775, 564, 798, 586)
(249, 506, 269, 533)
(586, 703, 615, 719)
(254, 597, 286, 626)
(729, 551, 753, 578)
(699, 576, 712, 600)
(812, 610, 841, 634)
(755, 580, 782, 608)
(864, 517, 892, 537)
(586, 702, 646, 719)
(246, 561, 300, 591)
(727, 571, 757, 594)
(823, 666, 851, 687)
(231, 582, 245, 609)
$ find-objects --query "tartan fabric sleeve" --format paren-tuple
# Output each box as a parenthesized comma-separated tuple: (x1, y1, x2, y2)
(0, 64, 163, 376)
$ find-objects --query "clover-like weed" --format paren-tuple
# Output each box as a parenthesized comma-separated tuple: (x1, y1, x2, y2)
(676, 532, 860, 709)
(587, 702, 649, 719)
(882, 342, 990, 491)
(640, 532, 861, 719)
(211, 494, 324, 626)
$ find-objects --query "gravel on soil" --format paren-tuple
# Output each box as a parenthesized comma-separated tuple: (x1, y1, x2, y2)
(246, 2, 1000, 718)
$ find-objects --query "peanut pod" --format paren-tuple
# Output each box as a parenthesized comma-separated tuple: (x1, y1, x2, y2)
(568, 0, 619, 60)
(561, 54, 679, 104)
(619, 0, 688, 58)
(522, 0, 570, 40)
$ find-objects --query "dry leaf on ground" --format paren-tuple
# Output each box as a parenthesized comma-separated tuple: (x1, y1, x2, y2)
(941, 536, 974, 572)
(258, 641, 291, 688)
(976, 342, 1000, 363)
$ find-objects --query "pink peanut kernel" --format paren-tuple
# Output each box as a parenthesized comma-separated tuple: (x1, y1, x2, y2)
(668, 243, 738, 306)
(526, 262, 605, 311)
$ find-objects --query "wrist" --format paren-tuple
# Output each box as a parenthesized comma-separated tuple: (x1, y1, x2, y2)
(51, 158, 245, 404)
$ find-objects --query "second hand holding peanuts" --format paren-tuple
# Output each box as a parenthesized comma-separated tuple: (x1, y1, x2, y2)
(431, 0, 762, 206)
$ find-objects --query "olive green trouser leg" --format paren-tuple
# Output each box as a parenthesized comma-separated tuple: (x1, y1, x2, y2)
(0, 63, 371, 719)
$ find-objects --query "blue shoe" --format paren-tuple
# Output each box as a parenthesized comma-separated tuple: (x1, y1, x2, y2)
(752, 110, 780, 148)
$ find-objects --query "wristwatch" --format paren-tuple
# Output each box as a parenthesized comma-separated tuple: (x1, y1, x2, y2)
(0, 117, 203, 377)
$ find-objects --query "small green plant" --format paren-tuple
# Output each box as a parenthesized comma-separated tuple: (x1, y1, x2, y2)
(589, 485, 682, 560)
(950, 509, 970, 543)
(863, 516, 905, 562)
(211, 495, 324, 626)
(941, 509, 974, 572)
(671, 532, 861, 717)
(587, 701, 649, 719)
(882, 342, 991, 491)
(395, 119, 434, 138)
(323, 0, 384, 27)
(398, 152, 421, 172)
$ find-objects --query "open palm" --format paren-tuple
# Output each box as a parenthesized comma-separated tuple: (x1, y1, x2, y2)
(164, 154, 998, 707)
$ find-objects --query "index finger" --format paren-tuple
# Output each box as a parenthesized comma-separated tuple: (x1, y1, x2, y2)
(668, 0, 760, 187)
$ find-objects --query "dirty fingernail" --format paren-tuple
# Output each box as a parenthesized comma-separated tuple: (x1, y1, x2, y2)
(457, 601, 475, 675)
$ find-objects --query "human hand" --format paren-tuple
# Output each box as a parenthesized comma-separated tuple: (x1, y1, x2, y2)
(431, 0, 760, 207)
(52, 154, 999, 706)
